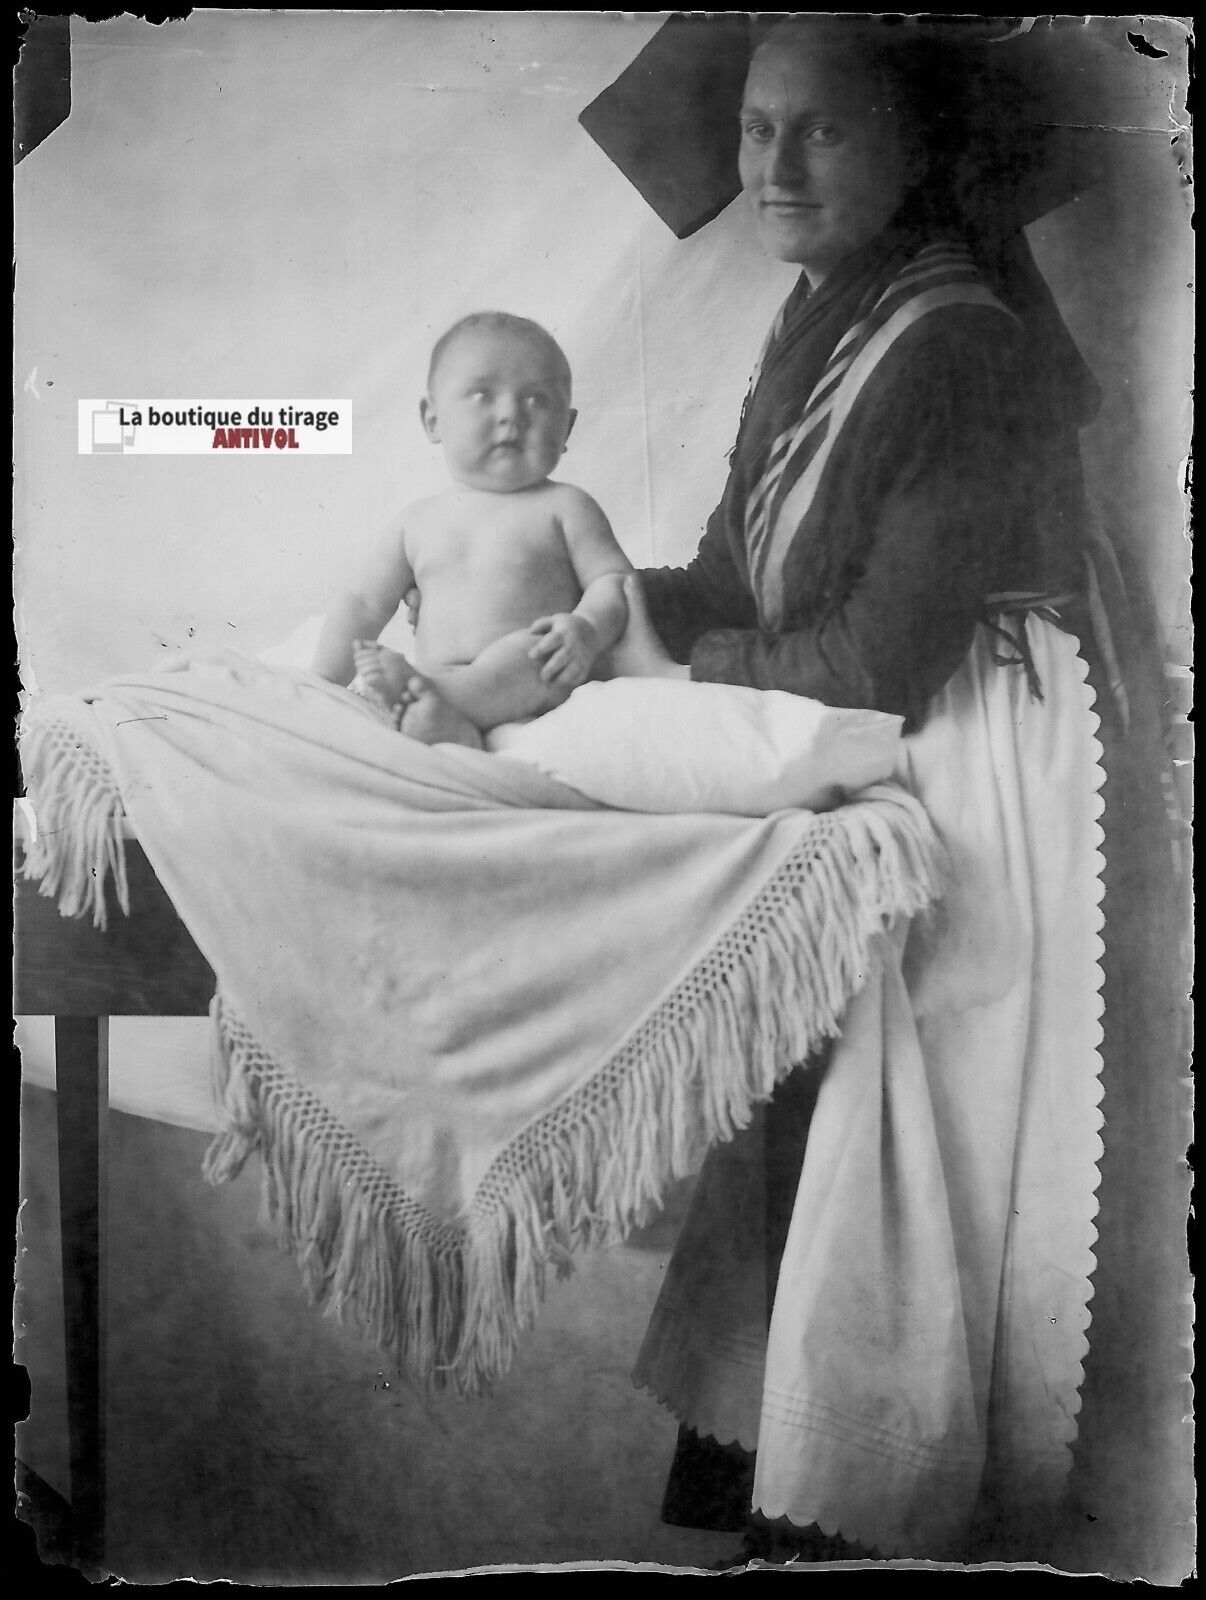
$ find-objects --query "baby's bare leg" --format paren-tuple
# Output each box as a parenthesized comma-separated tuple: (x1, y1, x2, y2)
(353, 628, 569, 748)
(400, 679, 484, 749)
(351, 643, 481, 747)
(425, 629, 572, 729)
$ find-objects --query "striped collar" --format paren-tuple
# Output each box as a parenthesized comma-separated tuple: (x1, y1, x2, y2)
(745, 242, 1016, 630)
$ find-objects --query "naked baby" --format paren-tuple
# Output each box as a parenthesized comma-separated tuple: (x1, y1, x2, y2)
(312, 312, 633, 748)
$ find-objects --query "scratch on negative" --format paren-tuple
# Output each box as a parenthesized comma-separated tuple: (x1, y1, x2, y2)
(114, 715, 169, 726)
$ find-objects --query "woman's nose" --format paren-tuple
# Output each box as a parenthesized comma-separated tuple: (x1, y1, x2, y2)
(765, 133, 807, 189)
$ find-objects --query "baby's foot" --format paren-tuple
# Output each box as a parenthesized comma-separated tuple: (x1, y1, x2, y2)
(399, 678, 484, 750)
(353, 640, 415, 711)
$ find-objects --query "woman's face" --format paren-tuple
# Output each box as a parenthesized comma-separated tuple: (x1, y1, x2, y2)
(739, 37, 922, 285)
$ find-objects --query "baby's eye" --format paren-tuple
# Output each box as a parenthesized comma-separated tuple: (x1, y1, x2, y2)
(469, 388, 491, 402)
(523, 392, 551, 411)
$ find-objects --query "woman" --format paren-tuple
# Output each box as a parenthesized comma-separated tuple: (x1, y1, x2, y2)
(609, 18, 1184, 1567)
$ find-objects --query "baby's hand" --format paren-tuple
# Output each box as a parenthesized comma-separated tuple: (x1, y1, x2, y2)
(528, 613, 599, 689)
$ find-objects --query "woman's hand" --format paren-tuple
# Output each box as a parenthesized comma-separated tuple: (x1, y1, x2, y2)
(404, 587, 421, 631)
(602, 575, 690, 681)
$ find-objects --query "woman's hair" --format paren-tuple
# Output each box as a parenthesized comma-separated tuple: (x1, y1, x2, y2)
(427, 312, 572, 397)
(753, 16, 1043, 239)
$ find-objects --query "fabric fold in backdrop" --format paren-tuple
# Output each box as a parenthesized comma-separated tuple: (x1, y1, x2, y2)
(19, 650, 943, 1391)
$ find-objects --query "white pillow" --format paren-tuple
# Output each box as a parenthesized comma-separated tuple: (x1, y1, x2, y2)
(486, 679, 902, 816)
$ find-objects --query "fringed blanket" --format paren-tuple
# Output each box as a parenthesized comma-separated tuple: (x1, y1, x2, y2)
(19, 648, 942, 1393)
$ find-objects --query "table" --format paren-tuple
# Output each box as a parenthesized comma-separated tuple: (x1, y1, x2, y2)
(14, 841, 216, 1570)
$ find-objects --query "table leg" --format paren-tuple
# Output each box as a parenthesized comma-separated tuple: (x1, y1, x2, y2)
(55, 1016, 108, 1571)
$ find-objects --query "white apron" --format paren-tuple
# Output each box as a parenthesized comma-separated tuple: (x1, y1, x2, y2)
(634, 617, 1107, 1556)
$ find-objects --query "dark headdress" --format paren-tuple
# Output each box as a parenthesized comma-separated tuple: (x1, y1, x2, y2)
(579, 15, 1111, 241)
(581, 16, 1111, 423)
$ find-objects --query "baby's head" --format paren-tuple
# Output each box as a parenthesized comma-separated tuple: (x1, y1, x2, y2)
(421, 312, 577, 494)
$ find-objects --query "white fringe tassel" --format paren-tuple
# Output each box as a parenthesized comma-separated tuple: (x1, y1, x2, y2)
(18, 707, 129, 929)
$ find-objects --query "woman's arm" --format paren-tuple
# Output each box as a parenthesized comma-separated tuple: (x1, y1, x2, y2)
(685, 497, 987, 720)
(638, 482, 759, 662)
(649, 316, 1033, 723)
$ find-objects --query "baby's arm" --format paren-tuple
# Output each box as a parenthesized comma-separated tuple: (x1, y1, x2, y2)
(311, 523, 415, 686)
(528, 489, 634, 690)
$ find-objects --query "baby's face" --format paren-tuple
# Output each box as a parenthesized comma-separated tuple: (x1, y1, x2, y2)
(421, 329, 576, 494)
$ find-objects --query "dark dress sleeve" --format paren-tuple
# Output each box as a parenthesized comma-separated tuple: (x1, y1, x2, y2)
(638, 476, 760, 663)
(639, 310, 1035, 725)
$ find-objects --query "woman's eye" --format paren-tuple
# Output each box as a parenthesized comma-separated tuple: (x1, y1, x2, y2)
(808, 124, 840, 145)
(741, 121, 774, 145)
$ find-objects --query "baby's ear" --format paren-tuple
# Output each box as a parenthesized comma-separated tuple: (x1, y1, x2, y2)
(419, 397, 441, 442)
(562, 408, 579, 450)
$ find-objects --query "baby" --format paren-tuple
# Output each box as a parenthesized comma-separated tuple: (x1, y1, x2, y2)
(312, 312, 633, 748)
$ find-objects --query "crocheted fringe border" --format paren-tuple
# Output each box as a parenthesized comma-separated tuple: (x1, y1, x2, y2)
(203, 1005, 471, 1389)
(18, 706, 130, 929)
(204, 788, 944, 1396)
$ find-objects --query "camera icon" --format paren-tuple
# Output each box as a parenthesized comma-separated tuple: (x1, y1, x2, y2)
(91, 401, 136, 453)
